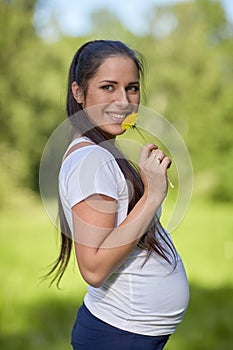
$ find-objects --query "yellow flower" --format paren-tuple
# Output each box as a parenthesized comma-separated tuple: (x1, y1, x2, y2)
(121, 113, 138, 130)
(121, 112, 175, 189)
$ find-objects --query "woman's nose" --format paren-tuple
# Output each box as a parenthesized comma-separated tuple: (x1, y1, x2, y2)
(114, 89, 129, 108)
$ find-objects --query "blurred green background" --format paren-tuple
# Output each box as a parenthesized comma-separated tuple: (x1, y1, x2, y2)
(0, 0, 232, 349)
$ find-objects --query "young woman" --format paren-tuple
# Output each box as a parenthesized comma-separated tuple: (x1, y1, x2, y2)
(49, 40, 189, 349)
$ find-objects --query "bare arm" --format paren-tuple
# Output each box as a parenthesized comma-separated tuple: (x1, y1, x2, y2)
(72, 144, 171, 287)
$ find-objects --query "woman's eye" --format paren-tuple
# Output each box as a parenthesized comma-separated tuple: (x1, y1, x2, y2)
(102, 85, 114, 91)
(127, 85, 139, 93)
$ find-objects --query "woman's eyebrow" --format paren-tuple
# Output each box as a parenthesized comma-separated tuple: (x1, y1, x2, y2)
(99, 80, 139, 84)
(99, 80, 118, 84)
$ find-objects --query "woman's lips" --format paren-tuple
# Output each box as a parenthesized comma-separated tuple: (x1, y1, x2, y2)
(106, 112, 131, 123)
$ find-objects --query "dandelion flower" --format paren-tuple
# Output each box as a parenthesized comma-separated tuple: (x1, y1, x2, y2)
(121, 113, 138, 130)
(121, 112, 145, 140)
(121, 112, 174, 189)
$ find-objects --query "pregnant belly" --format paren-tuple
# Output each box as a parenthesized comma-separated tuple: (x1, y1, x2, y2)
(120, 252, 190, 317)
(86, 252, 190, 335)
(134, 263, 189, 315)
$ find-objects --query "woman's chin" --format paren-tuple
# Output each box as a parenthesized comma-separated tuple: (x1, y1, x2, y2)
(100, 125, 126, 138)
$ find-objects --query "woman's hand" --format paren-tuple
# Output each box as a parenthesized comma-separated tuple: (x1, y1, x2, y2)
(139, 144, 171, 204)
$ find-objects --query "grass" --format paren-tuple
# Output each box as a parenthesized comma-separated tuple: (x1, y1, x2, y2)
(0, 195, 232, 349)
(166, 199, 233, 349)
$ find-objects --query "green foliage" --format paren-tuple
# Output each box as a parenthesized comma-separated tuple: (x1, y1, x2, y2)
(0, 0, 233, 205)
(140, 0, 233, 201)
(0, 1, 84, 204)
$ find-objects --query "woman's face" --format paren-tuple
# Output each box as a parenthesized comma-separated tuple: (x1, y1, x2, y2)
(73, 55, 140, 137)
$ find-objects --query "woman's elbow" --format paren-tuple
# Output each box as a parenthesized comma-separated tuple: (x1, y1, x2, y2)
(80, 269, 106, 288)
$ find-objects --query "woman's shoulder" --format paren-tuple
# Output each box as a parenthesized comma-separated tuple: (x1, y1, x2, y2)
(60, 137, 125, 195)
(61, 137, 118, 175)
(66, 137, 115, 160)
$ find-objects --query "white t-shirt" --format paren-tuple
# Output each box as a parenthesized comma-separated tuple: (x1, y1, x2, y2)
(59, 137, 190, 336)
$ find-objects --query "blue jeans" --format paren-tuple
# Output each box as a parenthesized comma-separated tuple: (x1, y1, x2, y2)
(71, 303, 170, 349)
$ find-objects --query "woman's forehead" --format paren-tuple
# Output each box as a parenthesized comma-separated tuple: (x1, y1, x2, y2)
(93, 56, 139, 80)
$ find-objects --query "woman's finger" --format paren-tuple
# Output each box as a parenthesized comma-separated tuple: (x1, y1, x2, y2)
(160, 156, 172, 170)
(151, 150, 165, 164)
(139, 144, 158, 164)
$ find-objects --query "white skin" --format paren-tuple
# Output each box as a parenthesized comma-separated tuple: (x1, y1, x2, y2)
(71, 55, 171, 287)
(72, 56, 140, 136)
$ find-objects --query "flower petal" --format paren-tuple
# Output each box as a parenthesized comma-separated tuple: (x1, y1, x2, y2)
(121, 113, 138, 130)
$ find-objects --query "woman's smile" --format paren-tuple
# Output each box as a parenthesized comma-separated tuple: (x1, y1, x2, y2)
(105, 111, 131, 123)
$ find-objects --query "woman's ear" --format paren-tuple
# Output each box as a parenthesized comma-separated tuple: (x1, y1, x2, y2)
(71, 81, 84, 104)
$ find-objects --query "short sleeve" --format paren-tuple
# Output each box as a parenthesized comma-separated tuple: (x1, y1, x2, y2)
(64, 146, 123, 208)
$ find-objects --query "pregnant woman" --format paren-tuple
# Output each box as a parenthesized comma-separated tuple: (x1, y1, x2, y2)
(47, 39, 189, 349)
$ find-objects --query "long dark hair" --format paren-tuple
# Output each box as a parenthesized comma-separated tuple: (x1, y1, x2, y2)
(48, 40, 177, 287)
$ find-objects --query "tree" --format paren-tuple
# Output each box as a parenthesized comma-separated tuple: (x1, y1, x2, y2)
(143, 0, 233, 200)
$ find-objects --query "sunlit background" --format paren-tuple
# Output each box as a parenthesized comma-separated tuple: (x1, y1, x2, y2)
(0, 0, 233, 349)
